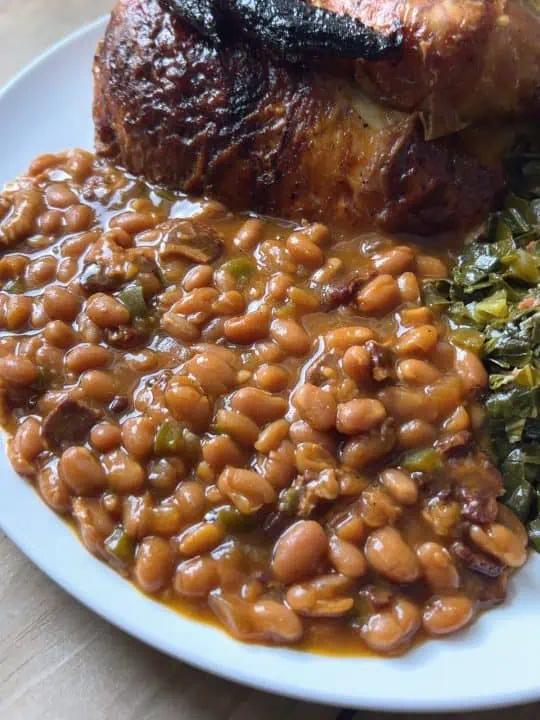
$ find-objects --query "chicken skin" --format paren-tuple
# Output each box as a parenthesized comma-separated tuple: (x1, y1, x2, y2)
(316, 0, 540, 137)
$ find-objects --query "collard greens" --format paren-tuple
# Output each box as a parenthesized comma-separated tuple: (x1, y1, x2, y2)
(426, 152, 540, 547)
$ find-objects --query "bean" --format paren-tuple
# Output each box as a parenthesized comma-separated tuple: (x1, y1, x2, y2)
(397, 419, 437, 449)
(90, 422, 122, 453)
(234, 218, 265, 250)
(397, 272, 421, 303)
(356, 275, 400, 314)
(397, 359, 440, 385)
(329, 536, 367, 578)
(395, 325, 439, 356)
(286, 232, 324, 268)
(342, 345, 372, 384)
(162, 312, 200, 342)
(272, 520, 328, 584)
(335, 514, 366, 544)
(286, 574, 353, 617)
(289, 420, 336, 454)
(174, 556, 219, 598)
(416, 255, 448, 278)
(110, 211, 156, 235)
(183, 264, 214, 291)
(165, 382, 211, 433)
(45, 183, 78, 208)
(270, 318, 310, 356)
(150, 504, 184, 536)
(469, 523, 527, 568)
(80, 370, 117, 403)
(103, 449, 145, 494)
(336, 398, 387, 435)
(121, 416, 156, 457)
(0, 355, 38, 386)
(400, 307, 433, 327)
(231, 387, 287, 425)
(262, 439, 296, 489)
(224, 305, 270, 344)
(38, 467, 70, 512)
(65, 204, 94, 233)
(380, 469, 418, 505)
(209, 593, 303, 643)
(218, 467, 276, 514)
(325, 326, 374, 351)
(361, 597, 420, 653)
(44, 320, 75, 348)
(4, 295, 31, 330)
(25, 259, 57, 290)
(13, 418, 43, 463)
(175, 481, 207, 524)
(72, 498, 114, 555)
(422, 595, 474, 636)
(203, 435, 244, 470)
(66, 344, 110, 373)
(417, 542, 460, 591)
(293, 384, 337, 431)
(172, 287, 218, 318)
(442, 405, 471, 433)
(253, 363, 289, 392)
(365, 527, 420, 583)
(185, 352, 236, 395)
(177, 521, 225, 556)
(60, 447, 107, 495)
(379, 386, 437, 423)
(255, 419, 290, 454)
(87, 293, 130, 327)
(453, 347, 488, 394)
(373, 246, 415, 275)
(215, 409, 259, 447)
(135, 537, 174, 594)
(340, 428, 395, 470)
(212, 291, 245, 316)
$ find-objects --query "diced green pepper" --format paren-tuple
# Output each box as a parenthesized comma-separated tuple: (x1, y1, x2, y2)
(104, 528, 135, 566)
(3, 277, 25, 294)
(155, 188, 177, 203)
(182, 429, 202, 464)
(401, 448, 443, 473)
(222, 257, 256, 285)
(278, 488, 300, 515)
(154, 419, 185, 456)
(119, 284, 148, 320)
(216, 506, 257, 532)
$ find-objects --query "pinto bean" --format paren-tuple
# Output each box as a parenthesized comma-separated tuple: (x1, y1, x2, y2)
(272, 520, 328, 584)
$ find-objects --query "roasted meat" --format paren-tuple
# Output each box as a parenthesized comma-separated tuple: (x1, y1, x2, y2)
(94, 0, 502, 235)
(317, 0, 540, 138)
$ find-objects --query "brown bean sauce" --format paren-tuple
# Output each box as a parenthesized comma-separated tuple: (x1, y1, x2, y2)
(0, 149, 527, 656)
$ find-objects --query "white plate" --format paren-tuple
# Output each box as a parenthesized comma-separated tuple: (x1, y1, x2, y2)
(0, 16, 539, 714)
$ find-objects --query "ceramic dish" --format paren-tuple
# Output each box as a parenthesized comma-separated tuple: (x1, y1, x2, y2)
(0, 16, 539, 713)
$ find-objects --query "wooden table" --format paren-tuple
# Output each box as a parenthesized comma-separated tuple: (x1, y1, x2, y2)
(0, 2, 538, 718)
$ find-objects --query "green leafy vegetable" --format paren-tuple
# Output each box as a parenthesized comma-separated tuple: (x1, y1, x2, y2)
(427, 147, 540, 545)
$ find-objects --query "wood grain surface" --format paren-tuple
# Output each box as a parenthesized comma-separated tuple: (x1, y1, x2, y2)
(0, 2, 538, 718)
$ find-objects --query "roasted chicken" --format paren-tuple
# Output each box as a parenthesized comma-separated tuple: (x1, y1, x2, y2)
(94, 0, 504, 235)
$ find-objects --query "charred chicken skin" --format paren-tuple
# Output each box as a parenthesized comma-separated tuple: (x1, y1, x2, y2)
(94, 0, 502, 235)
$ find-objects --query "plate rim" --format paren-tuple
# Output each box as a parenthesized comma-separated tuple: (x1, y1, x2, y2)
(0, 15, 539, 714)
